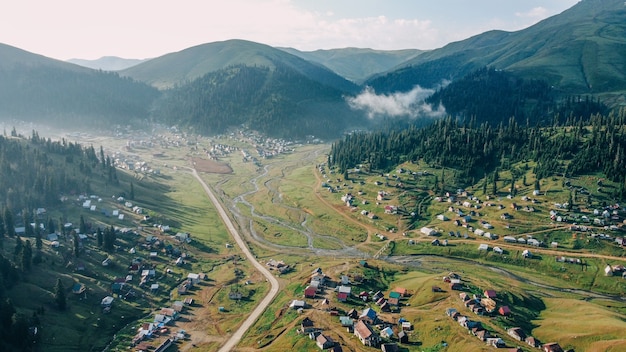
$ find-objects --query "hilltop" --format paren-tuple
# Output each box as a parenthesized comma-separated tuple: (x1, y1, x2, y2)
(366, 0, 626, 103)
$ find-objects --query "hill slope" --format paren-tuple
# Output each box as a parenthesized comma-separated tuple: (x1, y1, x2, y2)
(0, 43, 160, 127)
(152, 64, 366, 139)
(279, 47, 423, 83)
(67, 56, 149, 71)
(366, 0, 626, 100)
(120, 39, 359, 93)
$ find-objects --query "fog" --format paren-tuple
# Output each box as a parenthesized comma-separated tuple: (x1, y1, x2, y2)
(346, 85, 446, 119)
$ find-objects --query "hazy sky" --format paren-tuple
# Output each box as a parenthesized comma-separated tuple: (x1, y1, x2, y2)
(0, 0, 580, 60)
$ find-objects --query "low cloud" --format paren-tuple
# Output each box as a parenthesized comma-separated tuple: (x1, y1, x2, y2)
(346, 86, 446, 119)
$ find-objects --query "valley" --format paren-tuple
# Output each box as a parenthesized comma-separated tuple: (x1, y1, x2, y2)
(43, 124, 622, 352)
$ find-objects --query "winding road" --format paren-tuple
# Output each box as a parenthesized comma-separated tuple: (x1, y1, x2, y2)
(190, 168, 280, 352)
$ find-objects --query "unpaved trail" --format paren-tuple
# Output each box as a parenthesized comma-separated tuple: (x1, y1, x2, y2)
(190, 168, 280, 352)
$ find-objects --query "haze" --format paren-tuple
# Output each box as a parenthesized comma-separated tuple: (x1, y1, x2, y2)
(0, 0, 578, 60)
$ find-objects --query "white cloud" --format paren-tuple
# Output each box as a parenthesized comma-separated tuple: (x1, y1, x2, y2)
(346, 86, 446, 119)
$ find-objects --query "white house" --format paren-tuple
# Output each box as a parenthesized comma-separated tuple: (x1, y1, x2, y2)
(420, 227, 437, 236)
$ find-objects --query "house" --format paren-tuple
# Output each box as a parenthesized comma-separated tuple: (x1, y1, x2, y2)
(339, 316, 354, 327)
(187, 273, 200, 284)
(478, 243, 489, 251)
(304, 286, 317, 298)
(450, 282, 463, 290)
(393, 287, 408, 297)
(338, 285, 352, 295)
(354, 320, 380, 347)
(498, 306, 511, 316)
(290, 300, 306, 309)
(387, 297, 399, 306)
(507, 327, 526, 341)
(493, 246, 504, 254)
(301, 317, 314, 331)
(420, 227, 437, 236)
(347, 309, 359, 319)
(526, 336, 541, 348)
(359, 308, 378, 324)
(380, 326, 394, 339)
(160, 308, 179, 320)
(337, 292, 349, 302)
(484, 290, 497, 299)
(316, 334, 335, 350)
(381, 343, 399, 352)
(72, 283, 86, 295)
(101, 296, 114, 307)
(486, 337, 506, 348)
(398, 330, 409, 343)
(389, 291, 402, 300)
(543, 342, 564, 352)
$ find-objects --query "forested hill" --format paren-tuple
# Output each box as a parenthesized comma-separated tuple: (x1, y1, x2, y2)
(0, 131, 119, 213)
(120, 39, 359, 93)
(365, 0, 626, 98)
(152, 64, 366, 139)
(0, 63, 160, 128)
(425, 67, 609, 126)
(330, 110, 626, 196)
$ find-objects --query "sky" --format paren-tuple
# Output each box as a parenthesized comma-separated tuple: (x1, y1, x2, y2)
(0, 0, 580, 61)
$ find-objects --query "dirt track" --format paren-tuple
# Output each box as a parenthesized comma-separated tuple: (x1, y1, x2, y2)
(190, 168, 280, 352)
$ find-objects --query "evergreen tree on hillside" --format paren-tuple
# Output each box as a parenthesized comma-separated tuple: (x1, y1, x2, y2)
(4, 209, 14, 238)
(21, 240, 32, 272)
(54, 278, 66, 311)
(79, 215, 87, 234)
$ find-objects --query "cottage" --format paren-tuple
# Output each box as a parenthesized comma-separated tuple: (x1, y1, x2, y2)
(381, 343, 399, 352)
(290, 300, 306, 309)
(316, 334, 335, 350)
(354, 320, 380, 347)
(498, 306, 511, 316)
(543, 342, 564, 352)
(484, 290, 497, 299)
(526, 336, 541, 348)
(339, 316, 354, 327)
(359, 308, 378, 324)
(304, 286, 317, 298)
(380, 326, 394, 339)
(101, 296, 114, 307)
(507, 327, 526, 341)
(420, 227, 437, 236)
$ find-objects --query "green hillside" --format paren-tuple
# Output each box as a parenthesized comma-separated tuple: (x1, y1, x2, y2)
(152, 64, 367, 139)
(279, 47, 423, 83)
(367, 0, 626, 103)
(120, 39, 359, 93)
(0, 44, 160, 128)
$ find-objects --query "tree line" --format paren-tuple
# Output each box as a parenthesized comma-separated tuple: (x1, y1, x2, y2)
(330, 108, 626, 199)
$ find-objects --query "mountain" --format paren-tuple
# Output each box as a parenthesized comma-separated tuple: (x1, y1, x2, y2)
(0, 43, 160, 127)
(67, 56, 149, 71)
(120, 39, 359, 93)
(152, 64, 366, 139)
(278, 47, 423, 83)
(366, 0, 626, 102)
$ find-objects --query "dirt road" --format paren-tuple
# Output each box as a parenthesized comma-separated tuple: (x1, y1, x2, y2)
(190, 168, 280, 352)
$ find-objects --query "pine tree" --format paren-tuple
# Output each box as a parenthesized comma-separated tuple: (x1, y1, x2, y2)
(54, 278, 66, 310)
(73, 232, 80, 258)
(21, 240, 32, 271)
(79, 215, 87, 234)
(97, 228, 103, 248)
(4, 208, 15, 237)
